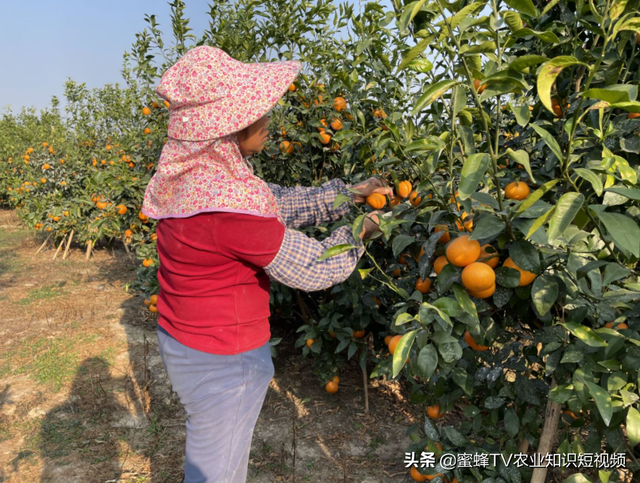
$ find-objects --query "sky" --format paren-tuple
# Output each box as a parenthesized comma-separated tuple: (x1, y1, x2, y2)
(0, 0, 395, 116)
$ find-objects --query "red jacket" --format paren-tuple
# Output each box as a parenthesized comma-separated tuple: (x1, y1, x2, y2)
(155, 211, 285, 355)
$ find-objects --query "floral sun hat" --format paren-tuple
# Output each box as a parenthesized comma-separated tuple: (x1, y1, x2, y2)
(141, 46, 302, 221)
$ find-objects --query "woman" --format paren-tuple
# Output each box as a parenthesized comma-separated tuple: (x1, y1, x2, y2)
(141, 45, 392, 483)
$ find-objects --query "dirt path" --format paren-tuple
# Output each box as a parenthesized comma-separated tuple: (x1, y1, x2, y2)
(0, 209, 424, 483)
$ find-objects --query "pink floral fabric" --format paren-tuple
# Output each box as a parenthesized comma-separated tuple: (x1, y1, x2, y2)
(141, 45, 302, 221)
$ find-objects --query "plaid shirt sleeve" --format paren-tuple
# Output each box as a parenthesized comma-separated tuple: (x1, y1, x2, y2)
(266, 178, 355, 229)
(263, 224, 365, 292)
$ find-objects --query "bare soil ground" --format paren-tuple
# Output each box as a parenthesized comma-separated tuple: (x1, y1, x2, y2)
(0, 209, 424, 483)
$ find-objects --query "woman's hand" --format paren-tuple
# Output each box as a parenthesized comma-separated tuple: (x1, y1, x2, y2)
(360, 211, 383, 239)
(349, 177, 394, 204)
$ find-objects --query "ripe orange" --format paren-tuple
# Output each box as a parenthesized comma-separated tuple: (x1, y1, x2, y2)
(353, 330, 366, 338)
(373, 108, 387, 119)
(96, 201, 107, 209)
(329, 331, 336, 339)
(288, 83, 296, 92)
(142, 258, 153, 268)
(410, 466, 427, 482)
(503, 257, 536, 286)
(52, 216, 61, 222)
(144, 128, 151, 135)
(319, 132, 332, 144)
(142, 107, 151, 115)
(334, 97, 347, 111)
(280, 140, 294, 154)
(332, 375, 340, 384)
(424, 474, 444, 481)
(306, 338, 315, 348)
(124, 229, 133, 238)
(473, 79, 486, 94)
(390, 196, 402, 207)
(409, 190, 422, 206)
(388, 335, 402, 355)
(116, 204, 127, 215)
(43, 163, 50, 170)
(469, 283, 496, 299)
(317, 118, 328, 131)
(384, 335, 393, 346)
(313, 94, 323, 106)
(164, 100, 171, 109)
(366, 193, 386, 209)
(152, 101, 160, 109)
(397, 180, 412, 198)
(464, 330, 489, 351)
(461, 262, 496, 292)
(628, 113, 640, 119)
(373, 296, 382, 307)
(446, 235, 481, 267)
(63, 211, 69, 217)
(399, 253, 410, 265)
(479, 244, 499, 268)
(456, 212, 473, 231)
(604, 322, 629, 329)
(433, 256, 449, 275)
(149, 304, 158, 313)
(150, 294, 158, 305)
(40, 178, 47, 184)
(325, 381, 339, 393)
(426, 404, 442, 419)
(330, 118, 343, 130)
(435, 225, 451, 243)
(393, 268, 401, 277)
(505, 181, 530, 200)
(415, 277, 432, 293)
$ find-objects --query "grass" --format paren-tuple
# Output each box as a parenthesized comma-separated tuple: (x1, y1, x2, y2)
(16, 281, 66, 306)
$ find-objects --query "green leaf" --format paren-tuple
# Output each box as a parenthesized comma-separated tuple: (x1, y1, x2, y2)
(503, 11, 523, 32)
(469, 215, 505, 240)
(597, 212, 640, 258)
(504, 408, 520, 438)
(609, 101, 640, 113)
(547, 193, 584, 242)
(562, 474, 593, 483)
(627, 407, 640, 447)
(509, 102, 531, 127)
(452, 283, 479, 321)
(392, 235, 415, 258)
(585, 381, 613, 426)
(540, 0, 561, 15)
(537, 57, 589, 115)
(509, 239, 540, 273)
(563, 322, 608, 347)
(405, 136, 446, 153)
(352, 214, 365, 242)
(495, 266, 522, 288)
(317, 244, 357, 261)
(398, 38, 430, 72)
(412, 80, 459, 115)
(406, 58, 433, 74)
(398, 0, 428, 35)
(610, 0, 629, 19)
(458, 153, 490, 200)
(515, 179, 561, 217)
(508, 55, 548, 73)
(603, 263, 630, 286)
(420, 302, 454, 326)
(417, 344, 438, 380)
(583, 85, 636, 104)
(449, 1, 487, 30)
(503, 0, 537, 16)
(530, 124, 563, 161)
(392, 330, 417, 378)
(531, 276, 559, 316)
(573, 168, 603, 196)
(506, 148, 535, 182)
(605, 187, 640, 200)
(513, 28, 559, 43)
(443, 425, 467, 446)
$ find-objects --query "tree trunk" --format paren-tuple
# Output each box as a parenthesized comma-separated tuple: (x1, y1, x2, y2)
(530, 378, 561, 483)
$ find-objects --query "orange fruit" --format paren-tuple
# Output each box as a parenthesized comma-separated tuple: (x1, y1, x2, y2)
(96, 201, 107, 209)
(399, 253, 410, 265)
(424, 474, 444, 481)
(393, 268, 401, 277)
(397, 180, 412, 198)
(313, 94, 323, 106)
(410, 466, 427, 482)
(142, 107, 151, 115)
(43, 163, 50, 170)
(435, 224, 451, 243)
(288, 83, 296, 92)
(334, 96, 347, 111)
(40, 178, 47, 184)
(279, 141, 294, 154)
(163, 100, 171, 109)
(152, 101, 160, 109)
(150, 294, 158, 305)
(116, 204, 127, 215)
(446, 235, 481, 267)
(426, 404, 442, 419)
(464, 330, 489, 351)
(469, 283, 496, 299)
(332, 375, 340, 384)
(562, 410, 578, 419)
(505, 181, 530, 200)
(604, 322, 629, 329)
(330, 118, 343, 130)
(628, 112, 640, 119)
(306, 338, 315, 348)
(149, 304, 158, 313)
(353, 330, 365, 338)
(503, 257, 537, 286)
(319, 132, 332, 144)
(456, 212, 473, 231)
(366, 193, 386, 209)
(388, 335, 402, 355)
(373, 108, 387, 119)
(144, 128, 151, 135)
(373, 296, 382, 307)
(415, 277, 432, 293)
(317, 118, 328, 131)
(433, 255, 449, 275)
(142, 258, 153, 267)
(384, 335, 393, 346)
(461, 262, 496, 292)
(325, 381, 339, 393)
(63, 211, 69, 217)
(124, 229, 133, 238)
(409, 190, 422, 206)
(478, 244, 499, 268)
(473, 79, 486, 94)
(329, 331, 336, 339)
(390, 196, 402, 207)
